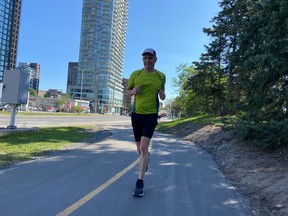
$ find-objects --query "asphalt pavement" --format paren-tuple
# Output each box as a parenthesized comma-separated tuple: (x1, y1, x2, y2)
(0, 117, 252, 216)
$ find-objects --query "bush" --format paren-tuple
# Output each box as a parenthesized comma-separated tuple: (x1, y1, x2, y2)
(234, 119, 288, 150)
(69, 106, 84, 113)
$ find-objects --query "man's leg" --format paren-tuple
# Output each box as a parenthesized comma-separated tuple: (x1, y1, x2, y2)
(136, 141, 141, 154)
(132, 113, 156, 197)
(138, 136, 150, 180)
(133, 137, 150, 197)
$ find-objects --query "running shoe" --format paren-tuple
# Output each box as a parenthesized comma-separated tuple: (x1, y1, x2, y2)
(133, 179, 144, 197)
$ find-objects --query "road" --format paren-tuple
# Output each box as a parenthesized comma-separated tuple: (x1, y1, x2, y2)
(0, 114, 252, 216)
(0, 113, 131, 128)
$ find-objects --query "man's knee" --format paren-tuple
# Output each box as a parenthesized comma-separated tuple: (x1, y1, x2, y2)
(139, 137, 150, 154)
(139, 145, 149, 154)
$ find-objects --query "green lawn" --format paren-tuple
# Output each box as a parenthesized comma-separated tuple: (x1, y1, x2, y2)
(157, 114, 236, 133)
(0, 111, 95, 116)
(0, 126, 100, 169)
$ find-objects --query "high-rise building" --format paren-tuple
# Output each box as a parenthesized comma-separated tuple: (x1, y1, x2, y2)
(66, 62, 79, 89)
(18, 62, 41, 94)
(122, 78, 131, 114)
(67, 0, 129, 114)
(0, 0, 22, 82)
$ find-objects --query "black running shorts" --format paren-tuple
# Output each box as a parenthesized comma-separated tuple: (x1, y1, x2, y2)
(131, 113, 158, 142)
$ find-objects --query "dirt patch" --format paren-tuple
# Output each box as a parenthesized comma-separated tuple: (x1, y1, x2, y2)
(164, 123, 288, 216)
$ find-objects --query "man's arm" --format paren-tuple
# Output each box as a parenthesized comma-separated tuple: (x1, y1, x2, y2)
(127, 86, 141, 97)
(159, 89, 166, 100)
(159, 72, 166, 100)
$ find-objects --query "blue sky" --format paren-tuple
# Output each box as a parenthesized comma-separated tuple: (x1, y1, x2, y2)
(17, 0, 220, 99)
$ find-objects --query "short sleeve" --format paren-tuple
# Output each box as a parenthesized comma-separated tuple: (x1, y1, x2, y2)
(127, 71, 136, 89)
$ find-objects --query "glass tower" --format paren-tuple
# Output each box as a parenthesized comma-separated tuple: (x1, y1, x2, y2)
(67, 0, 129, 114)
(0, 0, 22, 81)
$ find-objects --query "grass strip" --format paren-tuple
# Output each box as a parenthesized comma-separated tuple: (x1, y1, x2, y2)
(0, 126, 100, 169)
(157, 114, 236, 133)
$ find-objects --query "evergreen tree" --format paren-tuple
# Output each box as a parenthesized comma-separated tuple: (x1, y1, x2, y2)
(236, 0, 288, 123)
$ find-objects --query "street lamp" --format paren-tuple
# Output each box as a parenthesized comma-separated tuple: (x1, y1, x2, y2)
(79, 69, 84, 113)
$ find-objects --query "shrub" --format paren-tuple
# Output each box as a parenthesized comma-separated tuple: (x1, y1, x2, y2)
(69, 106, 84, 113)
(234, 119, 288, 150)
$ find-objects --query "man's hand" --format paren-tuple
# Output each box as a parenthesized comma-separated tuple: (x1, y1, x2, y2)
(133, 86, 141, 95)
(159, 89, 166, 100)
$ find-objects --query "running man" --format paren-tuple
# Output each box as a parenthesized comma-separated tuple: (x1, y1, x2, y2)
(127, 48, 166, 197)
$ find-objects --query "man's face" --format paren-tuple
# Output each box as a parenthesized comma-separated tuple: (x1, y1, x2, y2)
(142, 54, 157, 70)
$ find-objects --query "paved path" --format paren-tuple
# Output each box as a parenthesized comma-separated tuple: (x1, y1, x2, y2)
(0, 123, 252, 216)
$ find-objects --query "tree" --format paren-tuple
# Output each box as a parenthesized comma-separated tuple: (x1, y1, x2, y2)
(172, 64, 199, 117)
(201, 0, 248, 115)
(224, 0, 288, 149)
(55, 94, 71, 111)
(44, 91, 51, 98)
(29, 88, 37, 96)
(236, 0, 288, 123)
(169, 0, 288, 148)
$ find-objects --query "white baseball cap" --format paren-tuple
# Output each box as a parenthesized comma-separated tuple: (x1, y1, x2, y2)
(142, 48, 156, 57)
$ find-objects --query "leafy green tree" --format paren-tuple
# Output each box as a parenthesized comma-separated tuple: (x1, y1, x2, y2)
(55, 94, 71, 111)
(44, 91, 51, 98)
(29, 88, 37, 96)
(172, 64, 198, 117)
(189, 52, 227, 115)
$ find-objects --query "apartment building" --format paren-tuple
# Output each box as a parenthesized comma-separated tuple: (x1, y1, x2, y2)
(66, 62, 79, 88)
(0, 0, 22, 82)
(67, 0, 129, 114)
(18, 62, 41, 94)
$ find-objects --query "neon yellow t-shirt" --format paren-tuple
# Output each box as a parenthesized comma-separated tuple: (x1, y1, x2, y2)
(128, 69, 166, 114)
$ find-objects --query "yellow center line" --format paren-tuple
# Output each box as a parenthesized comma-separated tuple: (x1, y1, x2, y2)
(56, 158, 139, 216)
(57, 139, 153, 216)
